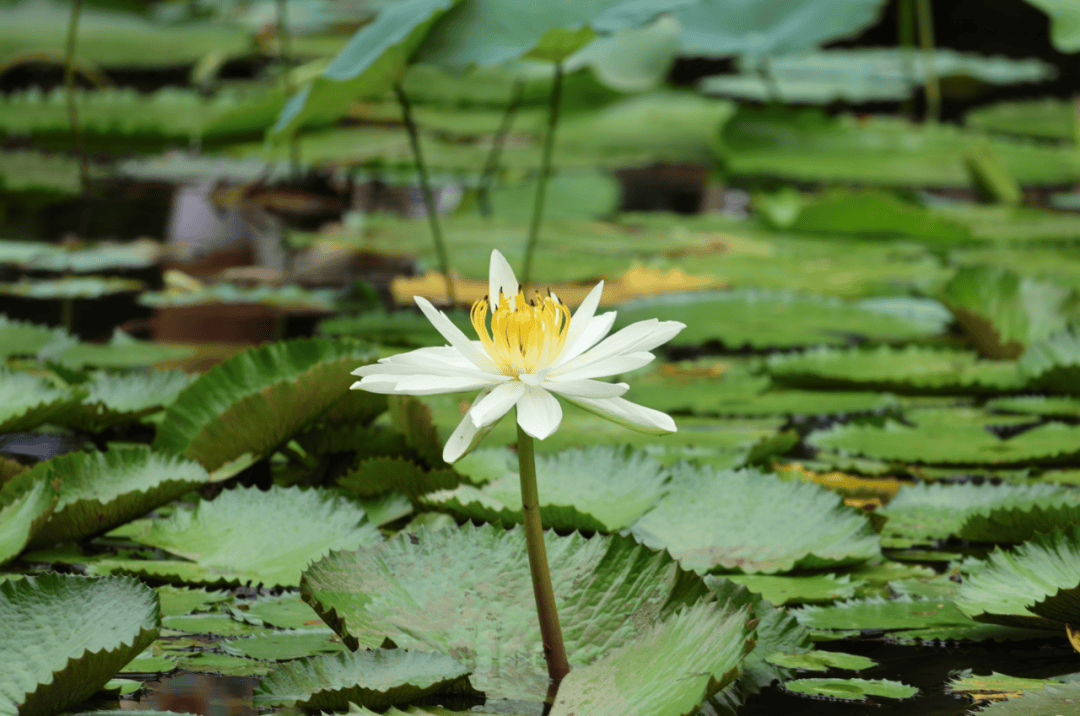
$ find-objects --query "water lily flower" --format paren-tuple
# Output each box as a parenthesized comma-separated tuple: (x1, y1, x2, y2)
(351, 250, 685, 462)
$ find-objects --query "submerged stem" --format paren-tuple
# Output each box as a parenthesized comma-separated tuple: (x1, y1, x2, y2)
(395, 83, 455, 305)
(477, 79, 525, 217)
(521, 62, 563, 288)
(516, 421, 570, 705)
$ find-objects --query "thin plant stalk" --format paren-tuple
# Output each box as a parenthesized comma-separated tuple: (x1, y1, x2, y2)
(757, 56, 782, 103)
(1073, 93, 1080, 149)
(521, 62, 563, 288)
(275, 0, 301, 172)
(477, 79, 526, 217)
(395, 83, 456, 305)
(915, 0, 940, 123)
(897, 0, 916, 120)
(64, 0, 90, 234)
(516, 421, 570, 705)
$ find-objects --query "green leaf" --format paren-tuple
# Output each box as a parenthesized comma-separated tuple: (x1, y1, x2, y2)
(629, 464, 879, 574)
(161, 613, 272, 637)
(424, 445, 669, 532)
(340, 457, 460, 500)
(418, 0, 694, 68)
(119, 653, 179, 674)
(767, 345, 1026, 394)
(222, 629, 347, 661)
(793, 595, 973, 631)
(0, 316, 68, 359)
(960, 502, 1080, 543)
(0, 573, 159, 716)
(765, 651, 877, 672)
(808, 415, 1080, 465)
(272, 0, 461, 137)
(0, 470, 58, 566)
(565, 16, 680, 92)
(26, 445, 212, 548)
(723, 574, 861, 606)
(879, 482, 1079, 543)
(549, 601, 752, 716)
(0, 368, 84, 433)
(301, 523, 719, 701)
(0, 276, 142, 299)
(946, 670, 1059, 701)
(154, 338, 378, 470)
(939, 266, 1078, 359)
(58, 369, 195, 433)
(156, 585, 232, 618)
(967, 98, 1078, 142)
(228, 593, 325, 629)
(954, 524, 1080, 629)
(613, 291, 949, 349)
(1020, 330, 1080, 396)
(40, 329, 195, 370)
(255, 649, 472, 709)
(138, 283, 336, 310)
(321, 309, 474, 348)
(783, 678, 917, 701)
(986, 395, 1080, 417)
(1022, 0, 1080, 52)
(175, 652, 271, 677)
(97, 486, 381, 587)
(488, 172, 619, 222)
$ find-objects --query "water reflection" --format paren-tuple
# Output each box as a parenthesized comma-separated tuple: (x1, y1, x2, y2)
(124, 673, 257, 716)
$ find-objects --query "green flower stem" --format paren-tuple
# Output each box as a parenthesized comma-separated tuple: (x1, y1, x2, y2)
(915, 0, 940, 123)
(477, 79, 526, 217)
(64, 0, 90, 235)
(516, 420, 570, 703)
(395, 83, 456, 306)
(521, 61, 563, 288)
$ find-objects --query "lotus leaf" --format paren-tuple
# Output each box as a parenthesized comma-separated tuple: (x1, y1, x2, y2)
(1023, 0, 1080, 52)
(222, 628, 347, 661)
(628, 464, 880, 574)
(1020, 330, 1080, 395)
(0, 573, 159, 716)
(0, 368, 84, 433)
(59, 369, 195, 433)
(26, 445, 211, 548)
(97, 485, 380, 587)
(783, 678, 917, 701)
(987, 395, 1080, 417)
(0, 469, 58, 566)
(0, 276, 142, 299)
(966, 98, 1078, 141)
(340, 457, 460, 500)
(154, 338, 377, 469)
(766, 651, 877, 672)
(0, 316, 68, 359)
(39, 329, 195, 369)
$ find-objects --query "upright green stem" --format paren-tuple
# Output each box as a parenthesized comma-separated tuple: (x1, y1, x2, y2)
(516, 422, 570, 704)
(521, 62, 563, 288)
(756, 56, 782, 103)
(275, 0, 301, 173)
(897, 0, 916, 120)
(395, 84, 455, 305)
(477, 79, 525, 217)
(64, 0, 90, 233)
(915, 0, 940, 124)
(1073, 93, 1080, 149)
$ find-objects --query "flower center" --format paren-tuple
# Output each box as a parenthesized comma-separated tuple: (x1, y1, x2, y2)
(470, 288, 570, 377)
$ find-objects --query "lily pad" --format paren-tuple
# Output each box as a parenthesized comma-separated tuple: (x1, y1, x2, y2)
(222, 629, 347, 661)
(0, 276, 142, 299)
(424, 445, 669, 532)
(783, 678, 917, 701)
(794, 595, 972, 632)
(723, 574, 861, 606)
(59, 370, 195, 433)
(340, 457, 460, 500)
(629, 464, 879, 574)
(960, 682, 1080, 715)
(154, 338, 378, 469)
(301, 523, 738, 701)
(229, 593, 326, 629)
(967, 98, 1078, 142)
(26, 445, 212, 548)
(156, 585, 232, 618)
(0, 573, 159, 716)
(255, 649, 472, 710)
(766, 651, 877, 672)
(1020, 330, 1080, 396)
(0, 469, 58, 566)
(0, 316, 68, 359)
(39, 329, 195, 370)
(946, 670, 1059, 702)
(0, 369, 84, 433)
(766, 345, 1027, 394)
(98, 485, 381, 587)
(175, 652, 271, 677)
(613, 290, 949, 349)
(986, 395, 1080, 417)
(954, 524, 1080, 630)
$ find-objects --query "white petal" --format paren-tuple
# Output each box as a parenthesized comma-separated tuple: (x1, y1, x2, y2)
(563, 395, 677, 434)
(350, 376, 402, 393)
(443, 387, 498, 462)
(386, 374, 502, 395)
(488, 249, 519, 309)
(553, 311, 617, 367)
(558, 280, 603, 356)
(415, 296, 498, 373)
(352, 359, 498, 381)
(516, 386, 563, 439)
(555, 319, 682, 376)
(469, 380, 526, 427)
(543, 379, 629, 399)
(552, 351, 655, 382)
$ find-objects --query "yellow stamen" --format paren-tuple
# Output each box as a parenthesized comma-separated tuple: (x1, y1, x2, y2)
(470, 288, 571, 376)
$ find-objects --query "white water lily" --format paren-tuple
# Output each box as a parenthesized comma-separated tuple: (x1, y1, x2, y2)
(351, 250, 685, 462)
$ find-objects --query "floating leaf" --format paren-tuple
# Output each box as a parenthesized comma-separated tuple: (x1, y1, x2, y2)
(424, 445, 669, 532)
(946, 670, 1058, 702)
(0, 469, 58, 566)
(613, 290, 949, 349)
(783, 678, 917, 701)
(98, 486, 380, 587)
(0, 276, 142, 299)
(954, 524, 1080, 630)
(0, 369, 84, 433)
(766, 651, 877, 672)
(724, 574, 861, 606)
(39, 329, 195, 370)
(119, 653, 179, 674)
(26, 445, 211, 548)
(0, 574, 159, 716)
(154, 338, 378, 470)
(794, 595, 972, 632)
(340, 457, 460, 500)
(1020, 330, 1080, 396)
(986, 395, 1080, 417)
(0, 316, 68, 359)
(156, 585, 232, 618)
(960, 502, 1080, 543)
(967, 98, 1078, 142)
(301, 523, 728, 701)
(230, 593, 325, 630)
(222, 629, 347, 661)
(939, 266, 1078, 359)
(175, 652, 271, 677)
(255, 649, 472, 710)
(1023, 0, 1080, 52)
(58, 370, 195, 433)
(628, 464, 879, 574)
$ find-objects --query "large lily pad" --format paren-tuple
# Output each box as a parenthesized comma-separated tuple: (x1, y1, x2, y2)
(59, 370, 195, 433)
(628, 464, 879, 574)
(1020, 330, 1080, 396)
(0, 469, 58, 566)
(966, 98, 1078, 142)
(954, 524, 1080, 630)
(423, 445, 669, 532)
(98, 485, 380, 587)
(25, 445, 211, 548)
(154, 338, 377, 470)
(221, 629, 347, 661)
(766, 345, 1026, 394)
(0, 573, 159, 716)
(0, 316, 67, 359)
(613, 290, 949, 349)
(973, 681, 1080, 715)
(783, 678, 917, 702)
(0, 369, 84, 433)
(39, 329, 195, 370)
(939, 266, 1078, 359)
(300, 523, 742, 702)
(255, 649, 472, 710)
(0, 276, 142, 300)
(1024, 0, 1080, 52)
